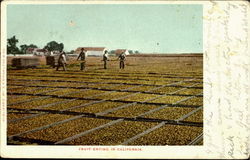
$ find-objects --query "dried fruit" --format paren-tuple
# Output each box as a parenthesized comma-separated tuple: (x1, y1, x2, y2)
(7, 56, 203, 145)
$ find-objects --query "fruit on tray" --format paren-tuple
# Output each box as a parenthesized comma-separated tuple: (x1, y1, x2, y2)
(7, 114, 73, 136)
(105, 104, 159, 118)
(70, 101, 125, 114)
(128, 124, 202, 145)
(183, 109, 203, 123)
(179, 97, 203, 106)
(149, 95, 186, 104)
(143, 106, 195, 120)
(19, 117, 111, 143)
(176, 89, 203, 95)
(66, 121, 157, 145)
(7, 56, 203, 145)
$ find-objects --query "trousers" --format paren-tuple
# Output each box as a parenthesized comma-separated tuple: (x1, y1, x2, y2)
(104, 60, 107, 69)
(80, 62, 85, 70)
(120, 61, 125, 69)
(56, 62, 66, 71)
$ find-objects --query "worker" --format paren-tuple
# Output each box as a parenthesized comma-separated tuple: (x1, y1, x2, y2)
(103, 50, 109, 69)
(56, 51, 67, 71)
(77, 48, 86, 70)
(118, 52, 126, 69)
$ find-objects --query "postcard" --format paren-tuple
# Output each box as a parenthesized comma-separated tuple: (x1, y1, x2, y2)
(0, 0, 249, 159)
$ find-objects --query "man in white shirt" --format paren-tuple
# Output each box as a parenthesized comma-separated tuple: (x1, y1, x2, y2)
(56, 51, 67, 71)
(103, 50, 109, 69)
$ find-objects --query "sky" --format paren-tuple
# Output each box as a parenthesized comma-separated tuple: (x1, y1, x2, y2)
(7, 4, 203, 53)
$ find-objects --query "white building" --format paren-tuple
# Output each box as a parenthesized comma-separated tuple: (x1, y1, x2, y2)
(75, 47, 107, 57)
(27, 48, 49, 56)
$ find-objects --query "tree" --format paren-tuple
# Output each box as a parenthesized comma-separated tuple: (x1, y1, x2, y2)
(109, 50, 115, 55)
(128, 50, 133, 54)
(68, 50, 75, 54)
(29, 44, 38, 48)
(134, 50, 140, 54)
(44, 41, 64, 52)
(20, 44, 28, 54)
(7, 36, 19, 56)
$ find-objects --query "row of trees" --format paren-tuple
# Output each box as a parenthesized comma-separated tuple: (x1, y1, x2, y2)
(108, 50, 140, 55)
(129, 50, 140, 54)
(7, 36, 64, 55)
(7, 35, 140, 55)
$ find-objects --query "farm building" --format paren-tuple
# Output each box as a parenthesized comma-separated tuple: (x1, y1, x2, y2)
(75, 47, 107, 56)
(26, 48, 49, 56)
(115, 49, 129, 56)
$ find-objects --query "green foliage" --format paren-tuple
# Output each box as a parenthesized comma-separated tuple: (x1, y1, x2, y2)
(134, 50, 140, 54)
(20, 44, 28, 54)
(68, 50, 75, 54)
(128, 50, 133, 54)
(29, 44, 38, 48)
(108, 50, 116, 56)
(7, 36, 39, 55)
(7, 36, 19, 55)
(44, 41, 64, 52)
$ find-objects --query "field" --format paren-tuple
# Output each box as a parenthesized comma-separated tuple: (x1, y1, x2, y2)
(7, 55, 203, 145)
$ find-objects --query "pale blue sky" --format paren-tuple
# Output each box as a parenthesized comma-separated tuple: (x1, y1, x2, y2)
(7, 4, 203, 53)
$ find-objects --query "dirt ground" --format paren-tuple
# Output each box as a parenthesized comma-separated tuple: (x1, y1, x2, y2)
(7, 54, 203, 71)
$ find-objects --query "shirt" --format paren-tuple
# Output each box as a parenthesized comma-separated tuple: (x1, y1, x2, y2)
(103, 54, 108, 61)
(77, 51, 86, 60)
(119, 53, 126, 61)
(58, 53, 66, 63)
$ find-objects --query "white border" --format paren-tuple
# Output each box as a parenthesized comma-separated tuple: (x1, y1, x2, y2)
(1, 0, 250, 159)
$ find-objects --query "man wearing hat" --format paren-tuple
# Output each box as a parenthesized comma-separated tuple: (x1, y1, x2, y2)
(118, 52, 126, 69)
(103, 50, 109, 69)
(77, 48, 86, 70)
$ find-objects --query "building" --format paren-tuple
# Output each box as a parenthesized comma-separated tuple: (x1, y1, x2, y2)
(114, 49, 129, 56)
(75, 47, 107, 56)
(26, 48, 49, 56)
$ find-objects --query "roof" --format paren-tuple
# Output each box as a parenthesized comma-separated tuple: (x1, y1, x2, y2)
(36, 49, 48, 52)
(115, 49, 127, 55)
(26, 48, 48, 53)
(75, 47, 106, 53)
(27, 48, 35, 52)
